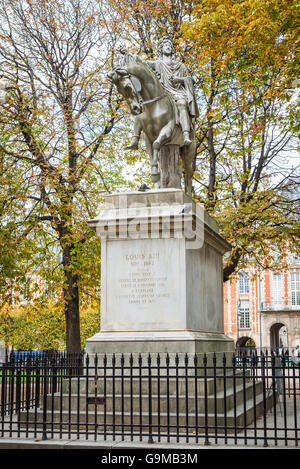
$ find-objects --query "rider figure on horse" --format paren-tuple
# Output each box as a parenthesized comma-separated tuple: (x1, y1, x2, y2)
(125, 36, 199, 150)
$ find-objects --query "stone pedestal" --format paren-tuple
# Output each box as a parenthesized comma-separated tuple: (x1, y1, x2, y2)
(86, 189, 234, 360)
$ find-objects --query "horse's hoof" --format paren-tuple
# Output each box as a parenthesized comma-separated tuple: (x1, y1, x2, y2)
(183, 137, 192, 146)
(151, 172, 160, 183)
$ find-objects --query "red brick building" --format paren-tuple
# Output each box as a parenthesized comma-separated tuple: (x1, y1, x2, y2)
(223, 254, 300, 350)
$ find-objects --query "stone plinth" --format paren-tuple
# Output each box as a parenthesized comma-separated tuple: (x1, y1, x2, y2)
(86, 189, 234, 358)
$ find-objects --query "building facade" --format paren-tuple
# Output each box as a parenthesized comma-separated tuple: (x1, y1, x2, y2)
(223, 254, 300, 350)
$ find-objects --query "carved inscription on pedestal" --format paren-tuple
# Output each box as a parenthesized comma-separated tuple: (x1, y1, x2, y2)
(117, 252, 170, 306)
(105, 238, 184, 330)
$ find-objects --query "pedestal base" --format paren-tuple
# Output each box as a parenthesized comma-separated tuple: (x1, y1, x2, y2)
(85, 330, 234, 363)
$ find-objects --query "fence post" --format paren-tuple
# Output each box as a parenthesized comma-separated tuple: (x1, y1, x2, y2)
(185, 353, 189, 443)
(25, 354, 31, 412)
(130, 353, 134, 442)
(292, 360, 298, 446)
(166, 353, 170, 443)
(121, 353, 125, 441)
(1, 365, 4, 438)
(194, 354, 198, 443)
(242, 352, 247, 445)
(35, 357, 41, 409)
(251, 350, 257, 446)
(15, 366, 21, 416)
(52, 357, 58, 394)
(175, 353, 179, 443)
(112, 353, 116, 441)
(261, 352, 268, 447)
(203, 353, 209, 446)
(157, 354, 161, 443)
(42, 359, 48, 440)
(94, 353, 98, 441)
(138, 353, 143, 442)
(1, 363, 7, 422)
(270, 352, 278, 445)
(213, 353, 218, 444)
(103, 353, 107, 441)
(148, 353, 154, 444)
(232, 353, 238, 445)
(25, 354, 32, 438)
(281, 353, 288, 446)
(222, 353, 227, 444)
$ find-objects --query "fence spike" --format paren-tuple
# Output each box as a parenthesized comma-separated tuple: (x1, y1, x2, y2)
(193, 353, 198, 366)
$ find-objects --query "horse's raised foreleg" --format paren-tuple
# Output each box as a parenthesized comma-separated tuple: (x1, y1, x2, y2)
(124, 115, 143, 150)
(151, 121, 174, 180)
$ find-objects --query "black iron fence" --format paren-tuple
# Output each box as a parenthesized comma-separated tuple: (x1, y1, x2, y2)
(0, 350, 299, 447)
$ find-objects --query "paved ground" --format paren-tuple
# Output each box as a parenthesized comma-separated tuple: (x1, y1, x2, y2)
(0, 435, 291, 450)
(0, 398, 298, 450)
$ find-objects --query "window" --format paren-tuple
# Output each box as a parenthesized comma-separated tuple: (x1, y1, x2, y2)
(289, 253, 299, 265)
(291, 272, 300, 306)
(239, 272, 249, 294)
(272, 274, 283, 305)
(239, 300, 250, 329)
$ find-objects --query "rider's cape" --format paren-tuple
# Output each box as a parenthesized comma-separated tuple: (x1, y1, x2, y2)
(151, 59, 199, 121)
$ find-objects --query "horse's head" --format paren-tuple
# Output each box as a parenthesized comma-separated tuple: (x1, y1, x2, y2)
(108, 68, 142, 116)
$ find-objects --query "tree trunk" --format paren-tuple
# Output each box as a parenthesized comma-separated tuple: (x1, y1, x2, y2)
(206, 72, 217, 211)
(223, 248, 243, 282)
(62, 245, 81, 353)
(207, 120, 217, 210)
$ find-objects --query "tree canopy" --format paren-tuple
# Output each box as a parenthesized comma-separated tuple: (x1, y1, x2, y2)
(0, 0, 298, 351)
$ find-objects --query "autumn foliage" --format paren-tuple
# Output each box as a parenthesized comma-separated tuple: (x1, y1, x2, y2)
(0, 0, 298, 351)
(0, 299, 100, 351)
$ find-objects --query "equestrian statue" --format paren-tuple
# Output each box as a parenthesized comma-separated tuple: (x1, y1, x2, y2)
(108, 36, 199, 195)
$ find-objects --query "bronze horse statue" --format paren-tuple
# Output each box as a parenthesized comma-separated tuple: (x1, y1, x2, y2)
(108, 53, 196, 194)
